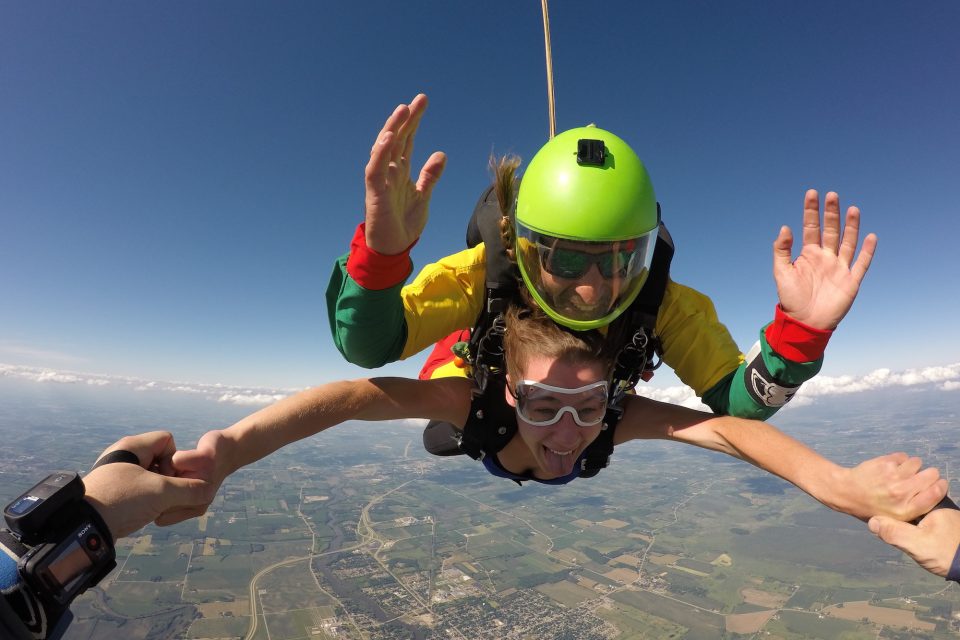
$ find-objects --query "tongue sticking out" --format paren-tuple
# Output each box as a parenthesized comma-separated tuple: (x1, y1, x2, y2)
(542, 446, 575, 477)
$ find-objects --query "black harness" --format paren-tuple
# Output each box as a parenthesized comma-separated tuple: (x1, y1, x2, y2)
(457, 186, 675, 478)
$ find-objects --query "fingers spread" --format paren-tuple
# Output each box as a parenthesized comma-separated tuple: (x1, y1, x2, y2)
(417, 151, 447, 195)
(837, 206, 861, 265)
(398, 94, 429, 164)
(771, 225, 794, 270)
(821, 191, 841, 253)
(365, 130, 396, 187)
(801, 189, 822, 247)
(850, 232, 877, 284)
(372, 104, 408, 158)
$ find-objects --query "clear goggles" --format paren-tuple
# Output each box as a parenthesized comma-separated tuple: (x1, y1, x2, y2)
(511, 380, 609, 427)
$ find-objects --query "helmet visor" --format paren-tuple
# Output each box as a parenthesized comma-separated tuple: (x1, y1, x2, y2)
(512, 380, 609, 427)
(515, 222, 657, 330)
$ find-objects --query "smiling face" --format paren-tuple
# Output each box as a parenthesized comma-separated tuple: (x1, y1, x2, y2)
(514, 228, 657, 331)
(500, 304, 612, 479)
(505, 355, 609, 478)
(537, 240, 623, 318)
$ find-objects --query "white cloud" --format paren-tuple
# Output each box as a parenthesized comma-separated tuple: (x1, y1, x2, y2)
(633, 385, 708, 410)
(799, 363, 960, 398)
(2, 361, 958, 412)
(36, 371, 81, 384)
(217, 392, 289, 406)
(0, 362, 298, 406)
(619, 362, 960, 411)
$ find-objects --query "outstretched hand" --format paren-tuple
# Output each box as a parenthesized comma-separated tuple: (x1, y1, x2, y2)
(773, 190, 877, 329)
(869, 507, 960, 578)
(83, 431, 215, 539)
(838, 452, 947, 522)
(364, 93, 447, 255)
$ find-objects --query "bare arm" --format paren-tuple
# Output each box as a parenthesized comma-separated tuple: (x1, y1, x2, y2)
(165, 376, 472, 524)
(222, 377, 470, 471)
(615, 395, 946, 521)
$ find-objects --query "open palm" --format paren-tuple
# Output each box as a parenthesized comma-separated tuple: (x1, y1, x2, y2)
(364, 94, 447, 255)
(773, 190, 877, 330)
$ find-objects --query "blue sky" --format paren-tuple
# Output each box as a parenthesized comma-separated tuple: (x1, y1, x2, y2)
(2, 1, 958, 391)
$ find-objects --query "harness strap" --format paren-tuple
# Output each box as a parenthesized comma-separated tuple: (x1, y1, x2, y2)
(461, 184, 522, 460)
(644, 218, 673, 309)
(460, 375, 516, 461)
(462, 195, 675, 478)
(608, 221, 675, 404)
(578, 405, 621, 477)
(466, 185, 516, 290)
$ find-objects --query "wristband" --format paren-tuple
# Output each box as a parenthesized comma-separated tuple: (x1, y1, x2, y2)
(91, 450, 140, 470)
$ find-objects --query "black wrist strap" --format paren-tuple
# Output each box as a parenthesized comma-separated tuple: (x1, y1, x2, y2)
(91, 449, 140, 470)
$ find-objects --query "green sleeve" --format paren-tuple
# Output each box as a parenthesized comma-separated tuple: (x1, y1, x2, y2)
(325, 253, 408, 368)
(701, 326, 823, 420)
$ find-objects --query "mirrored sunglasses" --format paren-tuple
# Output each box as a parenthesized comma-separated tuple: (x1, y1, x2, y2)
(537, 245, 636, 279)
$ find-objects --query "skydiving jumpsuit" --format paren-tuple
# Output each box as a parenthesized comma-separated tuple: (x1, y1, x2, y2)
(326, 223, 833, 419)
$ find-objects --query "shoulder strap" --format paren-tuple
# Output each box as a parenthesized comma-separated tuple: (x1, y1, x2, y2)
(607, 219, 675, 405)
(459, 375, 518, 461)
(460, 186, 521, 460)
(636, 219, 674, 324)
(461, 199, 675, 470)
(577, 405, 621, 478)
(466, 184, 517, 290)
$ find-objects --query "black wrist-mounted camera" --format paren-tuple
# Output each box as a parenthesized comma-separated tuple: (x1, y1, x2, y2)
(4, 472, 116, 606)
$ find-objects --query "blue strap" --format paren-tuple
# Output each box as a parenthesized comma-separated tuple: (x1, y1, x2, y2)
(947, 544, 960, 583)
(930, 496, 960, 583)
(0, 548, 20, 592)
(0, 531, 26, 592)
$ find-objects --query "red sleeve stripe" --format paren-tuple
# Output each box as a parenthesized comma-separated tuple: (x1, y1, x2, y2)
(764, 305, 833, 362)
(345, 223, 416, 290)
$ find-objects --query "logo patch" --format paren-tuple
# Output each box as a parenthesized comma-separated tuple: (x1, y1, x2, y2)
(749, 369, 798, 407)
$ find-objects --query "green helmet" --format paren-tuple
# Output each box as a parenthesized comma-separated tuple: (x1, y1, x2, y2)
(515, 126, 659, 330)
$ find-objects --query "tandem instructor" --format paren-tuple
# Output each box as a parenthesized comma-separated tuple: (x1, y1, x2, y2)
(0, 432, 213, 640)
